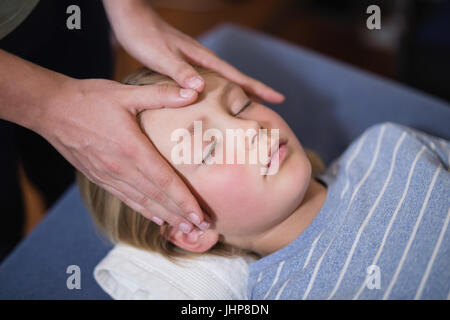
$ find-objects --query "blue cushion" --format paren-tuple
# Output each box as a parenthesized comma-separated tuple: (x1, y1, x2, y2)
(1, 23, 449, 299)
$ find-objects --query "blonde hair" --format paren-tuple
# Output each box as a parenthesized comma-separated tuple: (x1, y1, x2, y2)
(77, 66, 325, 261)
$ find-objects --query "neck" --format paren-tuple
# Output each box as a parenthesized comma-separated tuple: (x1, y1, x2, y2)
(247, 178, 327, 257)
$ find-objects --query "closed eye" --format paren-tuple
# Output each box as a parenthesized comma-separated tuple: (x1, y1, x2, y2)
(202, 140, 217, 164)
(202, 99, 251, 164)
(234, 100, 252, 117)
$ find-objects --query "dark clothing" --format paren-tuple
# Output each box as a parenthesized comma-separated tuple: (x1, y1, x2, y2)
(0, 0, 114, 262)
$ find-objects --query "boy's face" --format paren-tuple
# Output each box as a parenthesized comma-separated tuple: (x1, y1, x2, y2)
(140, 73, 311, 247)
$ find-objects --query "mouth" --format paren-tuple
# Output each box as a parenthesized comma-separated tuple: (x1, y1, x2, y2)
(267, 138, 288, 169)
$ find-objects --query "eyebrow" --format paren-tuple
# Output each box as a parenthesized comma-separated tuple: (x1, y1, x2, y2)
(220, 81, 237, 107)
(169, 82, 243, 168)
(184, 82, 237, 135)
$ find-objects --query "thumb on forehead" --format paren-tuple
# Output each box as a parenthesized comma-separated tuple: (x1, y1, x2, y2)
(120, 83, 198, 114)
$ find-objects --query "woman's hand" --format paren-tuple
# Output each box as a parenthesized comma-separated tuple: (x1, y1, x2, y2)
(102, 0, 285, 103)
(39, 77, 210, 233)
(0, 49, 210, 233)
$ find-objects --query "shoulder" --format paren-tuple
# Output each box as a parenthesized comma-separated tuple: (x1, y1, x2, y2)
(363, 122, 411, 137)
(359, 122, 450, 169)
(359, 122, 440, 152)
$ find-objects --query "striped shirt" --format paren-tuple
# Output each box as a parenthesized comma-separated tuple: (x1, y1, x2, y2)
(248, 122, 450, 300)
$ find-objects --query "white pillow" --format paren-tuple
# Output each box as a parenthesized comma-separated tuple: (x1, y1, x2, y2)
(94, 244, 255, 300)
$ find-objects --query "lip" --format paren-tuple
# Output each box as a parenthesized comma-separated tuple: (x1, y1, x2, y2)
(267, 138, 288, 168)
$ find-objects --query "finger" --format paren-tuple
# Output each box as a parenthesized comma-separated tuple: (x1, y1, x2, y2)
(132, 135, 211, 231)
(100, 182, 165, 226)
(210, 58, 284, 103)
(80, 123, 211, 232)
(72, 147, 173, 228)
(100, 179, 195, 233)
(134, 165, 211, 231)
(105, 162, 188, 222)
(74, 160, 166, 227)
(119, 83, 198, 114)
(183, 45, 285, 103)
(157, 51, 206, 92)
(81, 159, 169, 226)
(88, 146, 202, 231)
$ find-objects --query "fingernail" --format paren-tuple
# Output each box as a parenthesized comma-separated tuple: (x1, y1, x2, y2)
(187, 76, 204, 90)
(188, 229, 204, 242)
(178, 222, 192, 234)
(188, 213, 201, 225)
(199, 221, 210, 231)
(151, 217, 164, 226)
(179, 88, 196, 98)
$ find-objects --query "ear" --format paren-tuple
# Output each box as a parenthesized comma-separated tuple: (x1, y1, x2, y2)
(163, 226, 219, 253)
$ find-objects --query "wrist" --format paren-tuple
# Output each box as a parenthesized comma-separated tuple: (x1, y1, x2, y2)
(102, 0, 148, 12)
(102, 0, 156, 22)
(0, 49, 74, 134)
(102, 0, 159, 34)
(26, 74, 76, 138)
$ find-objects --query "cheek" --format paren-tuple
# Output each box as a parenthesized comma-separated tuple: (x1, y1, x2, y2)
(268, 150, 312, 217)
(194, 165, 267, 233)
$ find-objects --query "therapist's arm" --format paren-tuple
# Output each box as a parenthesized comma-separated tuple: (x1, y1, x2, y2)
(0, 48, 210, 234)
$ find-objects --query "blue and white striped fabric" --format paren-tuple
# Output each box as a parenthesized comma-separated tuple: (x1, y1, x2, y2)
(248, 122, 450, 300)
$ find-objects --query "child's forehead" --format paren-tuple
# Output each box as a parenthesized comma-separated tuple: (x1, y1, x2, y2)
(146, 74, 233, 119)
(140, 74, 234, 136)
(202, 72, 231, 95)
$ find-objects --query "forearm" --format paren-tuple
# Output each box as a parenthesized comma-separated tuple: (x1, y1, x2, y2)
(102, 0, 156, 25)
(0, 49, 70, 132)
(102, 0, 159, 43)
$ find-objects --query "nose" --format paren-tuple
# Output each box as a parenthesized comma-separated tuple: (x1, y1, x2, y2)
(239, 119, 262, 149)
(244, 121, 276, 166)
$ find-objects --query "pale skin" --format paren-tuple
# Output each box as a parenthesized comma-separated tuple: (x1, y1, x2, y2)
(0, 0, 285, 235)
(140, 73, 328, 257)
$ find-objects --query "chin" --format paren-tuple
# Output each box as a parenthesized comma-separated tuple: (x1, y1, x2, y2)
(276, 150, 312, 216)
